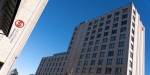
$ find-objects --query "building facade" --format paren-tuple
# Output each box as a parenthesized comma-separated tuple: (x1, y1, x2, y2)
(9, 69, 18, 75)
(0, 0, 48, 75)
(36, 3, 145, 75)
(36, 52, 68, 75)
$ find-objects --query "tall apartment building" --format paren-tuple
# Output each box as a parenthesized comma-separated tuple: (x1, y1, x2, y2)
(0, 0, 48, 75)
(36, 3, 145, 75)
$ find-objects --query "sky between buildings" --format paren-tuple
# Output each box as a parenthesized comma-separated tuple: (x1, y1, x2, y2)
(14, 0, 150, 75)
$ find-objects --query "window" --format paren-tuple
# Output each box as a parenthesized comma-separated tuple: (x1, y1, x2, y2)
(114, 17, 119, 22)
(86, 32, 90, 36)
(105, 67, 112, 74)
(130, 61, 133, 68)
(117, 49, 124, 56)
(112, 29, 117, 34)
(96, 67, 102, 73)
(103, 38, 108, 43)
(98, 28, 103, 32)
(84, 37, 89, 41)
(87, 47, 92, 52)
(59, 62, 62, 66)
(133, 16, 136, 21)
(0, 0, 22, 36)
(107, 14, 112, 19)
(61, 68, 64, 72)
(100, 52, 105, 57)
(56, 63, 58, 66)
(50, 68, 52, 72)
(101, 45, 107, 50)
(108, 51, 114, 56)
(91, 30, 96, 34)
(113, 23, 118, 28)
(106, 20, 111, 24)
(90, 60, 96, 65)
(99, 23, 104, 27)
(94, 46, 98, 51)
(98, 59, 103, 65)
(89, 67, 93, 73)
(114, 11, 120, 16)
(76, 68, 80, 73)
(131, 36, 134, 42)
(130, 52, 133, 59)
(90, 35, 95, 40)
(129, 70, 132, 75)
(122, 8, 128, 13)
(83, 42, 87, 47)
(131, 44, 134, 50)
(82, 67, 86, 73)
(105, 26, 110, 30)
(120, 27, 127, 32)
(107, 58, 113, 65)
(121, 20, 127, 25)
(132, 22, 135, 28)
(97, 33, 101, 38)
(104, 32, 109, 36)
(85, 54, 90, 59)
(109, 43, 115, 49)
(92, 53, 97, 58)
(95, 40, 100, 45)
(63, 62, 65, 66)
(53, 68, 56, 72)
(115, 67, 122, 74)
(0, 62, 4, 70)
(93, 25, 97, 29)
(116, 58, 123, 64)
(80, 54, 84, 59)
(57, 68, 59, 72)
(87, 27, 91, 31)
(133, 10, 136, 15)
(118, 41, 125, 47)
(83, 60, 88, 66)
(120, 34, 126, 40)
(89, 22, 92, 26)
(89, 41, 94, 46)
(132, 29, 135, 35)
(78, 61, 82, 66)
(110, 36, 116, 41)
(122, 14, 128, 19)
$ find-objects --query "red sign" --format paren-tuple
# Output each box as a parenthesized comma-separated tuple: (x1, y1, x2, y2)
(15, 20, 24, 28)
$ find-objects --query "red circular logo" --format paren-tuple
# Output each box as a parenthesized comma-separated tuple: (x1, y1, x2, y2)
(15, 20, 24, 28)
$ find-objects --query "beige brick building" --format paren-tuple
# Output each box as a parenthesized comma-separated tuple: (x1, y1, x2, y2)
(36, 52, 68, 75)
(36, 3, 145, 75)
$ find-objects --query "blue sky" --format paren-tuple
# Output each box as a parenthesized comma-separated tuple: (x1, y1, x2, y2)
(14, 0, 150, 75)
